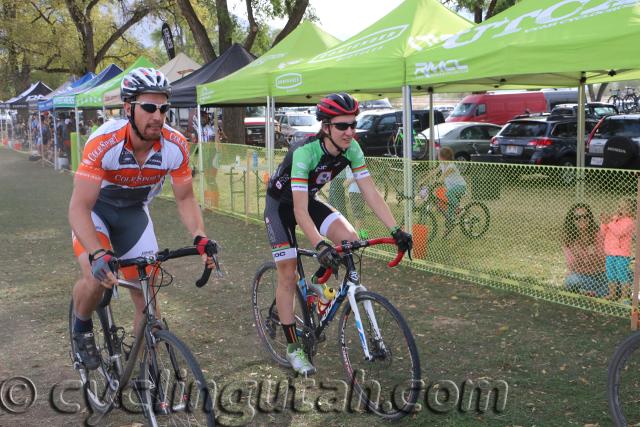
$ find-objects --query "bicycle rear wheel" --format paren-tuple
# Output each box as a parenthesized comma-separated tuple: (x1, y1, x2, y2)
(141, 329, 215, 426)
(252, 261, 311, 366)
(608, 331, 640, 426)
(459, 201, 490, 238)
(68, 298, 120, 414)
(338, 291, 421, 420)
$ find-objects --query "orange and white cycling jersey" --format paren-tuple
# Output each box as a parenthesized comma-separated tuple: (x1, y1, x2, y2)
(76, 119, 192, 207)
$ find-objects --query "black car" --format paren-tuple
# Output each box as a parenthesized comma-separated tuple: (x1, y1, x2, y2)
(355, 109, 445, 157)
(490, 115, 597, 166)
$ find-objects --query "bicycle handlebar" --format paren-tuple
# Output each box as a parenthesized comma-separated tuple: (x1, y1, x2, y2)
(316, 237, 405, 284)
(116, 242, 222, 288)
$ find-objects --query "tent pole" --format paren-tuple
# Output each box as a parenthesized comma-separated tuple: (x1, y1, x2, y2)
(38, 111, 44, 162)
(53, 113, 59, 170)
(402, 85, 414, 232)
(196, 105, 205, 209)
(576, 74, 586, 200)
(266, 96, 274, 175)
(75, 107, 81, 170)
(27, 112, 32, 152)
(428, 88, 435, 161)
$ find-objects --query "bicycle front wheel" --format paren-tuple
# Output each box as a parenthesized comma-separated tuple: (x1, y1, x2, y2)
(252, 261, 311, 366)
(68, 298, 120, 414)
(339, 291, 421, 420)
(608, 331, 640, 426)
(141, 330, 215, 426)
(459, 201, 490, 238)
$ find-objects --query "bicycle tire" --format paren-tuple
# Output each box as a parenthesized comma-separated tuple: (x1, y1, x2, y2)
(68, 298, 119, 414)
(608, 331, 640, 426)
(386, 133, 398, 157)
(623, 94, 638, 113)
(338, 291, 421, 420)
(252, 261, 312, 367)
(141, 329, 215, 426)
(459, 201, 490, 239)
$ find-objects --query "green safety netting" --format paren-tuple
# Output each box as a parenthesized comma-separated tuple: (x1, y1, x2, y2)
(197, 21, 340, 106)
(269, 0, 471, 102)
(75, 56, 156, 108)
(406, 0, 640, 91)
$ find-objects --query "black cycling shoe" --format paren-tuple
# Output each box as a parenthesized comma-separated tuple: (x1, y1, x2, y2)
(73, 331, 101, 370)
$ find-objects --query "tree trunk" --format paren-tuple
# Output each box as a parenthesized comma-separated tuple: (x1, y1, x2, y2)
(588, 83, 609, 102)
(485, 0, 498, 20)
(272, 0, 309, 47)
(473, 4, 483, 23)
(243, 0, 258, 51)
(223, 107, 245, 145)
(216, 0, 232, 52)
(176, 0, 217, 62)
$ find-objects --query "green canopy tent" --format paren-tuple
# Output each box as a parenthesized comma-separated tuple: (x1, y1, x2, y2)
(197, 21, 341, 106)
(197, 21, 341, 175)
(76, 56, 156, 109)
(406, 0, 640, 90)
(269, 0, 471, 102)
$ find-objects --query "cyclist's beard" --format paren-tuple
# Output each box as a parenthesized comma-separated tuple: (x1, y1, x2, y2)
(140, 121, 164, 140)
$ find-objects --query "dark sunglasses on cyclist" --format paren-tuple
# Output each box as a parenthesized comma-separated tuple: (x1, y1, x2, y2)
(330, 121, 357, 131)
(574, 213, 589, 220)
(132, 102, 171, 114)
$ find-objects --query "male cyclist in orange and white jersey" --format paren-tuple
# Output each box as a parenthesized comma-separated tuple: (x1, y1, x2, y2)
(68, 67, 216, 370)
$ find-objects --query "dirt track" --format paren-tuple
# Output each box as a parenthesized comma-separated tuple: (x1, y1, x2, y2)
(0, 147, 630, 426)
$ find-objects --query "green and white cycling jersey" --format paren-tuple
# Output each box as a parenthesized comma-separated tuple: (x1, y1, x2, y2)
(267, 137, 370, 203)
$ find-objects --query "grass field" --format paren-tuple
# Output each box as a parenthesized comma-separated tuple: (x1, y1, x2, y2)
(0, 145, 635, 426)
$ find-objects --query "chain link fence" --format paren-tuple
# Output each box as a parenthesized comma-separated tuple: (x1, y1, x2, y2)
(178, 142, 638, 319)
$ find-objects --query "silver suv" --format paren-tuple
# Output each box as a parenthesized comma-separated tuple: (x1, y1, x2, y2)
(587, 114, 640, 167)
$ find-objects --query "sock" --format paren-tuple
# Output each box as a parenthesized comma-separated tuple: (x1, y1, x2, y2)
(282, 323, 298, 347)
(73, 314, 93, 334)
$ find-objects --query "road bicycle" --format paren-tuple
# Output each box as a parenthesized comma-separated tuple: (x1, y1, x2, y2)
(251, 238, 421, 420)
(69, 243, 222, 426)
(607, 327, 640, 426)
(386, 121, 429, 160)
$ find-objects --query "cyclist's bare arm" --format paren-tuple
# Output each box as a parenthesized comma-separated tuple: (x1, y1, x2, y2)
(293, 191, 324, 247)
(356, 176, 396, 229)
(172, 180, 213, 267)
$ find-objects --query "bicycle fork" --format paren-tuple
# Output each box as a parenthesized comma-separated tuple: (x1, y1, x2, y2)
(346, 284, 386, 361)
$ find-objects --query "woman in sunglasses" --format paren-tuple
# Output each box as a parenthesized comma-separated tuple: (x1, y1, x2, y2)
(68, 67, 217, 371)
(561, 203, 607, 297)
(263, 92, 413, 375)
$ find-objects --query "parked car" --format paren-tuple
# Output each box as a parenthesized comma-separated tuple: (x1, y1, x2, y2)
(355, 109, 445, 157)
(274, 112, 320, 146)
(550, 102, 619, 120)
(490, 115, 597, 166)
(420, 122, 502, 161)
(245, 116, 267, 146)
(447, 90, 578, 125)
(587, 114, 640, 168)
(359, 98, 393, 111)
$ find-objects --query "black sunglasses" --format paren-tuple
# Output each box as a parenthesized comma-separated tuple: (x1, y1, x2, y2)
(574, 213, 590, 220)
(132, 102, 171, 114)
(330, 121, 357, 131)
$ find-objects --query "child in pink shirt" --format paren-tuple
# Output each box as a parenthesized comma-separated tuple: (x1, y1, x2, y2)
(601, 198, 636, 300)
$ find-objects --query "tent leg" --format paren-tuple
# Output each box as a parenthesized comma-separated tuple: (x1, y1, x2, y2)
(428, 88, 435, 161)
(53, 114, 59, 170)
(197, 105, 205, 209)
(576, 74, 586, 201)
(402, 85, 414, 232)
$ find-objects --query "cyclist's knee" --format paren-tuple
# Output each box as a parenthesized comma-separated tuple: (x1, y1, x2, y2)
(276, 260, 297, 288)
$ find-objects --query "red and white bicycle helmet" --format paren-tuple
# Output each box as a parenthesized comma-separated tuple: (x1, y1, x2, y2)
(316, 93, 359, 122)
(120, 67, 171, 102)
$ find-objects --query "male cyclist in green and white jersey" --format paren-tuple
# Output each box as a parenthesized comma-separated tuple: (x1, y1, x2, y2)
(264, 93, 413, 375)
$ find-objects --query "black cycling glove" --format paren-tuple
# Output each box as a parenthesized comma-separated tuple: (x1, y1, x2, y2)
(315, 240, 341, 270)
(89, 249, 117, 282)
(391, 226, 413, 254)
